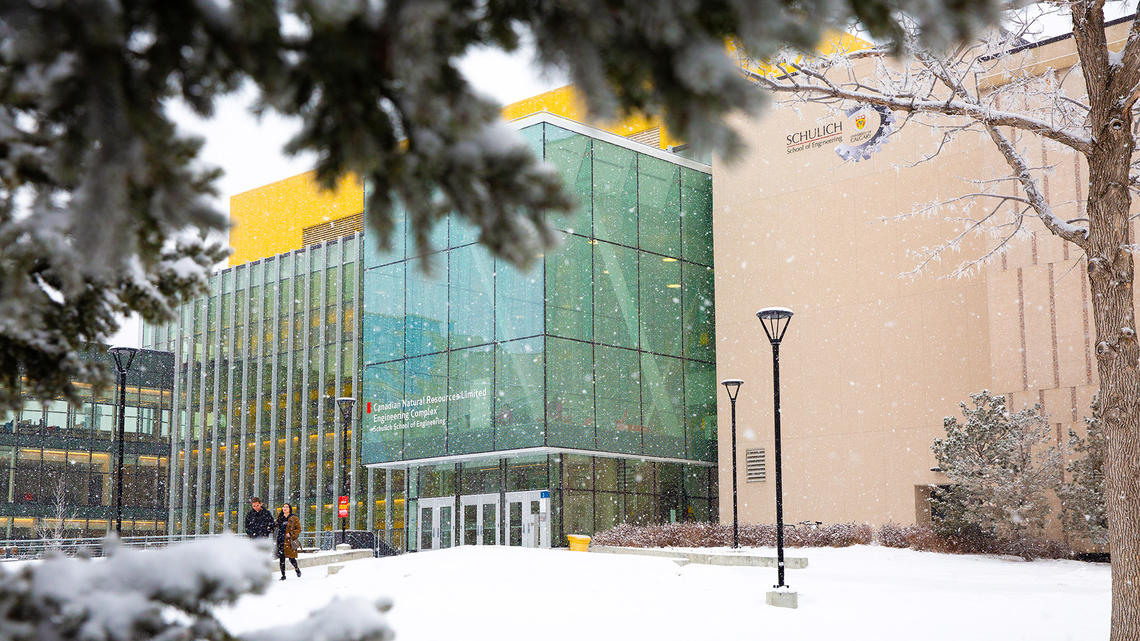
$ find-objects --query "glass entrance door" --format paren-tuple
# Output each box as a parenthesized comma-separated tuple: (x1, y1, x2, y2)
(505, 490, 551, 548)
(459, 493, 500, 546)
(418, 497, 454, 550)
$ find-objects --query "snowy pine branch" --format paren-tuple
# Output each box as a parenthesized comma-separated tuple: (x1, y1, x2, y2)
(0, 535, 395, 641)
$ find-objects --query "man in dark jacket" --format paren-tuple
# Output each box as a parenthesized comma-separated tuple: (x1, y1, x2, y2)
(244, 497, 275, 539)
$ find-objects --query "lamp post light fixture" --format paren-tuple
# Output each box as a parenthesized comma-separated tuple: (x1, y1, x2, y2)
(335, 397, 356, 546)
(757, 307, 793, 590)
(720, 379, 743, 548)
(109, 346, 139, 535)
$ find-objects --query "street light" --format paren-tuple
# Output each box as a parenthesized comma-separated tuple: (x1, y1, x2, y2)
(720, 379, 743, 548)
(335, 397, 356, 546)
(757, 307, 792, 589)
(109, 346, 139, 535)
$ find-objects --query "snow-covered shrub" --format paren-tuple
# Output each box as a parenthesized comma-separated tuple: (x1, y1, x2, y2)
(876, 522, 945, 550)
(790, 522, 873, 547)
(1060, 397, 1108, 548)
(873, 523, 1072, 559)
(0, 535, 394, 641)
(590, 521, 871, 548)
(931, 390, 1062, 556)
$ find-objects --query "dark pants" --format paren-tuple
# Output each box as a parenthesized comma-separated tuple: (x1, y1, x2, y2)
(279, 554, 299, 576)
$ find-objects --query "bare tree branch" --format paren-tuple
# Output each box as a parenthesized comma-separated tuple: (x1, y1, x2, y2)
(752, 64, 1094, 153)
(983, 123, 1091, 247)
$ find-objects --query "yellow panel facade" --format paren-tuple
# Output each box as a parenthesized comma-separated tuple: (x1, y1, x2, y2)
(500, 85, 684, 149)
(228, 171, 363, 267)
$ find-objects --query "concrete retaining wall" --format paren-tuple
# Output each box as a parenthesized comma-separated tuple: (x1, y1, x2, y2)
(589, 545, 808, 569)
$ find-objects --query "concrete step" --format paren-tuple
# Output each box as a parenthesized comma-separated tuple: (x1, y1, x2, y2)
(288, 548, 373, 571)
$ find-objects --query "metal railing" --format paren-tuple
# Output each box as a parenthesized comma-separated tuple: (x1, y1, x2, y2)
(0, 534, 219, 561)
(0, 530, 400, 561)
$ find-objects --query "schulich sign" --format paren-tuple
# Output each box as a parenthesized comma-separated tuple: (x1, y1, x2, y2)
(785, 104, 895, 162)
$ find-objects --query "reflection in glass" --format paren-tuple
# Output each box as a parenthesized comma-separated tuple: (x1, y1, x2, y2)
(545, 125, 592, 235)
(545, 234, 593, 341)
(594, 242, 639, 349)
(638, 154, 681, 256)
(593, 141, 637, 245)
(495, 338, 544, 449)
(640, 255, 682, 356)
(463, 504, 477, 545)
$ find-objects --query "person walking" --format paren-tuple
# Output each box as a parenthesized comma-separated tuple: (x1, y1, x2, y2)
(275, 503, 302, 580)
(244, 497, 275, 539)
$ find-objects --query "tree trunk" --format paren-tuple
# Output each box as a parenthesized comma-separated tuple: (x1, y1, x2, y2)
(1085, 107, 1140, 641)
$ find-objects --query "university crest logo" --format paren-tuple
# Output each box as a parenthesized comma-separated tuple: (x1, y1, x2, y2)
(855, 114, 866, 130)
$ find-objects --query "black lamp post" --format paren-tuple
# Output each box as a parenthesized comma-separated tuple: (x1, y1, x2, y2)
(335, 397, 355, 546)
(720, 379, 743, 548)
(757, 307, 792, 589)
(109, 346, 139, 535)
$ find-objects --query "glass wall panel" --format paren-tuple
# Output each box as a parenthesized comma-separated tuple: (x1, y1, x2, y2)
(637, 155, 681, 256)
(405, 257, 448, 356)
(506, 455, 548, 491)
(683, 464, 710, 498)
(594, 242, 639, 349)
(545, 125, 592, 235)
(364, 262, 405, 364)
(682, 262, 715, 362)
(563, 489, 593, 538)
(545, 234, 592, 341)
(405, 214, 447, 259)
(449, 246, 494, 348)
(641, 353, 685, 458)
(592, 141, 637, 245)
(590, 490, 619, 533)
(402, 353, 447, 459)
(681, 168, 713, 266)
(418, 463, 455, 498)
(684, 359, 717, 462)
(495, 259, 543, 341)
(639, 254, 682, 356)
(562, 454, 592, 490)
(494, 338, 544, 449)
(446, 346, 493, 455)
(362, 360, 405, 464)
(461, 460, 499, 494)
(449, 214, 480, 248)
(595, 457, 618, 492)
(545, 337, 594, 449)
(364, 202, 406, 268)
(594, 346, 641, 454)
(519, 123, 543, 156)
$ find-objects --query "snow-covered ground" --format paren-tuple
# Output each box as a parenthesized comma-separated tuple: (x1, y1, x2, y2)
(216, 545, 1109, 641)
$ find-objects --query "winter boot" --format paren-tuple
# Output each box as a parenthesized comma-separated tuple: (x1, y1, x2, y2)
(279, 573, 286, 581)
(296, 567, 301, 577)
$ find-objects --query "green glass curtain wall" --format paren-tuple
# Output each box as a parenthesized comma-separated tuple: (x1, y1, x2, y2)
(362, 120, 715, 466)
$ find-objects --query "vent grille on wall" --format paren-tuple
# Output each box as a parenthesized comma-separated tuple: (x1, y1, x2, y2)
(302, 212, 364, 247)
(746, 448, 766, 482)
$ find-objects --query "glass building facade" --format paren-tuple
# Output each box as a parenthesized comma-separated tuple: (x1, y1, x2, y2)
(148, 113, 716, 549)
(362, 114, 717, 549)
(142, 236, 401, 541)
(0, 349, 174, 539)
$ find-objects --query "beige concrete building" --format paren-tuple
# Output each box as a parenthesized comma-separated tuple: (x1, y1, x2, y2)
(712, 27, 1131, 529)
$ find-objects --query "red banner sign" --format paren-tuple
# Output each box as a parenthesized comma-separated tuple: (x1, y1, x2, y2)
(338, 495, 349, 518)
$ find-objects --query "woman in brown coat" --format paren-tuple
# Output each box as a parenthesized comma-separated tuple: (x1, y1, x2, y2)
(275, 503, 302, 580)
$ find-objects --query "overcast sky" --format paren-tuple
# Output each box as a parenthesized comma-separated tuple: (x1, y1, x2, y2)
(111, 45, 567, 348)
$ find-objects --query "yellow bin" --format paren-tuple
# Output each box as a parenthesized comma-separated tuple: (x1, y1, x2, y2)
(567, 534, 591, 552)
